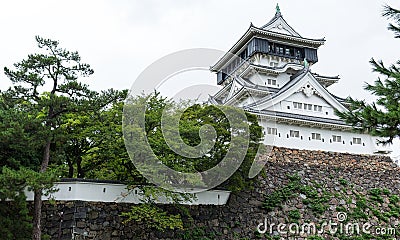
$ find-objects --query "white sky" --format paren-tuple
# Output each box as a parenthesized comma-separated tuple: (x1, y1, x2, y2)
(0, 0, 399, 157)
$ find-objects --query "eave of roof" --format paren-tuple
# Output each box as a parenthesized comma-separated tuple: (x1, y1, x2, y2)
(244, 108, 350, 129)
(211, 26, 325, 72)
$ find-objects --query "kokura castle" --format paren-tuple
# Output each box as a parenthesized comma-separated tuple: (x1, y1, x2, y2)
(209, 5, 391, 155)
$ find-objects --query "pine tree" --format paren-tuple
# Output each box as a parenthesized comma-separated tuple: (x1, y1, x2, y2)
(4, 36, 123, 240)
(336, 5, 400, 144)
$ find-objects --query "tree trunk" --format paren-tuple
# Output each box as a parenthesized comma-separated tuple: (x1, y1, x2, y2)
(67, 156, 74, 178)
(77, 156, 84, 178)
(32, 140, 51, 240)
(32, 189, 42, 240)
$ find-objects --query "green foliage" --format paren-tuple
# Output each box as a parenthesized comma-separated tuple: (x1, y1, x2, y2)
(120, 91, 263, 231)
(336, 186, 400, 231)
(178, 226, 218, 240)
(121, 204, 183, 231)
(0, 98, 44, 171)
(336, 5, 400, 144)
(389, 194, 399, 204)
(263, 174, 301, 211)
(263, 174, 330, 215)
(0, 168, 32, 240)
(288, 209, 301, 222)
(307, 236, 325, 240)
(123, 91, 263, 191)
(0, 166, 58, 240)
(3, 36, 124, 238)
(369, 188, 384, 203)
(265, 236, 281, 240)
(338, 178, 348, 186)
(58, 93, 128, 180)
(383, 4, 400, 38)
(301, 186, 331, 215)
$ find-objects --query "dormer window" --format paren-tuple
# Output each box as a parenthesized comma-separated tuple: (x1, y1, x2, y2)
(314, 105, 322, 112)
(293, 102, 324, 112)
(270, 62, 278, 67)
(303, 103, 312, 110)
(267, 79, 277, 86)
(293, 102, 302, 109)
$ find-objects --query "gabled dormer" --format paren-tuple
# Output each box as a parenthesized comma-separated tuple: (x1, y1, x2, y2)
(261, 4, 301, 37)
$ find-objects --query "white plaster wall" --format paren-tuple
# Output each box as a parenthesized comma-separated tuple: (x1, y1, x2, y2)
(24, 182, 231, 205)
(259, 121, 385, 155)
(248, 72, 290, 89)
(267, 92, 339, 119)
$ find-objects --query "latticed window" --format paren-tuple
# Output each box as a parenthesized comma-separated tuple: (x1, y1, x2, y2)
(332, 135, 341, 142)
(311, 133, 321, 140)
(353, 137, 362, 144)
(293, 102, 302, 109)
(304, 103, 312, 110)
(290, 130, 300, 138)
(267, 127, 277, 135)
(314, 105, 322, 112)
(267, 79, 277, 86)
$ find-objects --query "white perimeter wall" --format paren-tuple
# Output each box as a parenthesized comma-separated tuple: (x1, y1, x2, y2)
(24, 182, 230, 205)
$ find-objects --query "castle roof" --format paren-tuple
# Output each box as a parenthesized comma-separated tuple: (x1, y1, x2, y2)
(211, 7, 325, 72)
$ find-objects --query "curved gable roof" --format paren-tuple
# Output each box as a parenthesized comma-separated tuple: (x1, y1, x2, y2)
(244, 67, 348, 113)
(261, 12, 302, 37)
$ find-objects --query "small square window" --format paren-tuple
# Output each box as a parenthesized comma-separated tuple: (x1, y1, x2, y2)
(314, 105, 322, 112)
(293, 102, 302, 109)
(311, 133, 321, 140)
(304, 104, 312, 110)
(290, 130, 300, 138)
(332, 135, 342, 142)
(353, 137, 362, 144)
(267, 127, 277, 135)
(267, 79, 277, 86)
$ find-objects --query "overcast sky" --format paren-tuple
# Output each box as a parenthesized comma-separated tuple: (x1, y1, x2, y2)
(0, 0, 399, 157)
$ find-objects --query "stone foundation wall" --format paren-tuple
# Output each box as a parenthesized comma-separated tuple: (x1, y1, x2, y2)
(40, 147, 400, 239)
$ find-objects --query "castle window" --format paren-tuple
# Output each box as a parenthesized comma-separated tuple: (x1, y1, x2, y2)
(332, 135, 342, 142)
(304, 103, 312, 110)
(290, 130, 300, 138)
(293, 102, 302, 109)
(285, 48, 291, 55)
(267, 79, 277, 86)
(295, 50, 301, 58)
(353, 137, 362, 144)
(270, 62, 278, 67)
(276, 46, 284, 55)
(267, 127, 277, 135)
(314, 105, 322, 112)
(311, 133, 321, 140)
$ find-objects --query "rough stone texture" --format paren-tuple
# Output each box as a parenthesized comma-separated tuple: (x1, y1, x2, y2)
(39, 147, 400, 239)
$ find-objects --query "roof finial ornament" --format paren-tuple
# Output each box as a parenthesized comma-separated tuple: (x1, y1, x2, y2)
(304, 58, 309, 69)
(276, 3, 281, 16)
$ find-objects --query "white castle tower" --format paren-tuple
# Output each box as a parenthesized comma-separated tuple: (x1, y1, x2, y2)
(209, 5, 390, 155)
